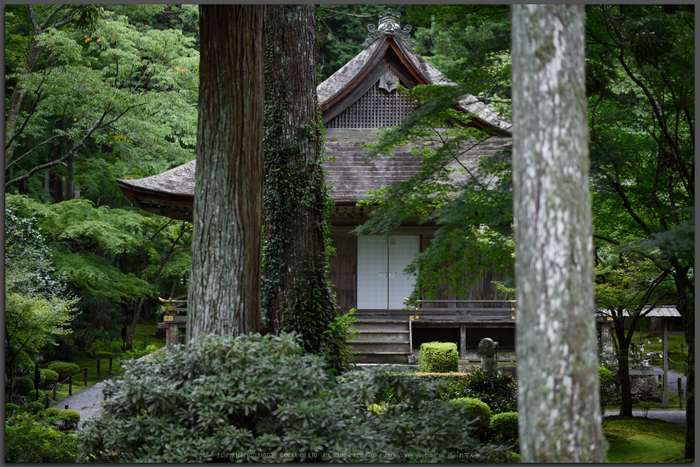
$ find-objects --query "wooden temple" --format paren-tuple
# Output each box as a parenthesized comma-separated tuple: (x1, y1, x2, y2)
(118, 10, 515, 363)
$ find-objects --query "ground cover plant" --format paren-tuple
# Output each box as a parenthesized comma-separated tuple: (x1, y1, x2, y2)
(79, 332, 518, 463)
(603, 416, 689, 463)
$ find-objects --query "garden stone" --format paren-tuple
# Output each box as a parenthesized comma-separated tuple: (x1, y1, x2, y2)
(478, 338, 499, 376)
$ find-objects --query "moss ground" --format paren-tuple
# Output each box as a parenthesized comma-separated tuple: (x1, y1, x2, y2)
(603, 416, 690, 463)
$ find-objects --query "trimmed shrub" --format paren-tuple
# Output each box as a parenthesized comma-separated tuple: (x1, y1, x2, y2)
(58, 409, 81, 430)
(27, 401, 45, 415)
(14, 376, 35, 396)
(27, 389, 46, 403)
(45, 407, 61, 418)
(40, 368, 59, 389)
(47, 361, 81, 382)
(599, 366, 613, 384)
(419, 342, 458, 373)
(463, 368, 518, 414)
(491, 411, 518, 446)
(451, 397, 492, 442)
(79, 333, 516, 463)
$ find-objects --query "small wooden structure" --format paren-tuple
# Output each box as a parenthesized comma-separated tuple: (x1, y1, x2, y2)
(118, 10, 514, 363)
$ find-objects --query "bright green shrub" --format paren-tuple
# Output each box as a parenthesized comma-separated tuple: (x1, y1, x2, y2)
(27, 388, 46, 403)
(491, 411, 518, 446)
(367, 403, 385, 415)
(451, 397, 492, 442)
(14, 376, 35, 396)
(79, 333, 515, 463)
(27, 401, 45, 415)
(47, 361, 81, 382)
(5, 414, 80, 462)
(58, 409, 81, 430)
(45, 407, 61, 418)
(599, 366, 613, 384)
(40, 368, 59, 389)
(419, 342, 458, 373)
(463, 368, 518, 414)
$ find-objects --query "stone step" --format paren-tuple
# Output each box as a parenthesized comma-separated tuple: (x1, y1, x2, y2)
(350, 332, 409, 342)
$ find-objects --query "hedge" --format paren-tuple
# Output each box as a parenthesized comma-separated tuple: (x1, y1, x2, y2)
(419, 342, 459, 373)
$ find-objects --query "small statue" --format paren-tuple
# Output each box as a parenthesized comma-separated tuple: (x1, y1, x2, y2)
(478, 338, 499, 377)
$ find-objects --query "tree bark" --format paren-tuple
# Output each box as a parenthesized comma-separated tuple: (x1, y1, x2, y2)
(261, 5, 340, 357)
(186, 5, 265, 340)
(511, 5, 607, 462)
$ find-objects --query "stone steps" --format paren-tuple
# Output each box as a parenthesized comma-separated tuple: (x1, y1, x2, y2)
(348, 320, 412, 364)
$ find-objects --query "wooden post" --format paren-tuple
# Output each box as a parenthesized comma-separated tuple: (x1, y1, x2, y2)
(460, 324, 467, 361)
(97, 360, 101, 380)
(84, 368, 88, 387)
(53, 384, 57, 401)
(678, 378, 683, 410)
(45, 393, 50, 408)
(68, 375, 72, 396)
(662, 318, 669, 408)
(109, 357, 113, 373)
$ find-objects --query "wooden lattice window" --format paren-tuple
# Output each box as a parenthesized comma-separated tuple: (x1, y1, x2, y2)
(326, 78, 417, 129)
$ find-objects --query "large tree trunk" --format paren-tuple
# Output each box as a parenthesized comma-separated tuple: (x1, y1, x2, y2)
(186, 5, 265, 340)
(511, 4, 607, 462)
(261, 5, 341, 360)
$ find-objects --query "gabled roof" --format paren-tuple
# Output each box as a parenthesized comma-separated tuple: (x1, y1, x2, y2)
(318, 9, 511, 135)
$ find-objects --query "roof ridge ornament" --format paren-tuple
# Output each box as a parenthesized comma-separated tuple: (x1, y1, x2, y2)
(362, 8, 415, 49)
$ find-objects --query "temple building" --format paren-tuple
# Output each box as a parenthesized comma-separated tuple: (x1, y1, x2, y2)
(118, 10, 515, 363)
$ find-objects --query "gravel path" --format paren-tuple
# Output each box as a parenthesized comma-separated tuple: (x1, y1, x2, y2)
(604, 409, 686, 425)
(58, 374, 121, 428)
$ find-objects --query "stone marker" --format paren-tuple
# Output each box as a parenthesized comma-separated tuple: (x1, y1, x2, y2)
(478, 338, 499, 376)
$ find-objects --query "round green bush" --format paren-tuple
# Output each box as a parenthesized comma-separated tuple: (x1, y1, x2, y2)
(58, 409, 81, 430)
(418, 341, 458, 373)
(40, 369, 60, 389)
(27, 401, 45, 415)
(491, 411, 518, 444)
(47, 361, 81, 382)
(14, 376, 35, 396)
(451, 397, 492, 441)
(45, 407, 61, 418)
(27, 389, 47, 403)
(464, 368, 518, 414)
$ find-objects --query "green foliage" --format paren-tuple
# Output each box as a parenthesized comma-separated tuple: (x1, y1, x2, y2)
(490, 411, 518, 446)
(599, 366, 613, 385)
(40, 368, 60, 389)
(4, 411, 81, 462)
(118, 344, 160, 363)
(27, 401, 46, 415)
(461, 368, 518, 414)
(13, 377, 35, 396)
(323, 309, 359, 372)
(45, 407, 62, 418)
(58, 409, 81, 428)
(79, 333, 515, 463)
(419, 342, 459, 373)
(416, 372, 471, 399)
(27, 389, 47, 404)
(6, 403, 24, 418)
(47, 361, 81, 382)
(451, 397, 492, 442)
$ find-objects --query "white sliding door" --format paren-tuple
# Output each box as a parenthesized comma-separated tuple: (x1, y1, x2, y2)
(357, 235, 419, 309)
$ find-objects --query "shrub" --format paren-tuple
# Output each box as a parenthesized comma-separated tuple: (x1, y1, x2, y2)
(45, 407, 61, 418)
(40, 368, 59, 389)
(463, 368, 518, 414)
(14, 376, 35, 396)
(491, 411, 518, 446)
(419, 342, 458, 373)
(599, 366, 613, 384)
(5, 403, 23, 418)
(47, 361, 81, 382)
(27, 388, 46, 403)
(27, 401, 45, 415)
(5, 414, 80, 462)
(451, 397, 492, 442)
(417, 372, 470, 399)
(58, 409, 81, 430)
(79, 333, 515, 463)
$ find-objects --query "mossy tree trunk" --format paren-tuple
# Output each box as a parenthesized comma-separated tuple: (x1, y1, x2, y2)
(511, 4, 607, 462)
(262, 5, 341, 363)
(186, 5, 265, 340)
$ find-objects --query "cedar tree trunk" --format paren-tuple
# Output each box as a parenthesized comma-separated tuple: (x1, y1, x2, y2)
(261, 5, 340, 355)
(187, 5, 264, 340)
(511, 4, 607, 462)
